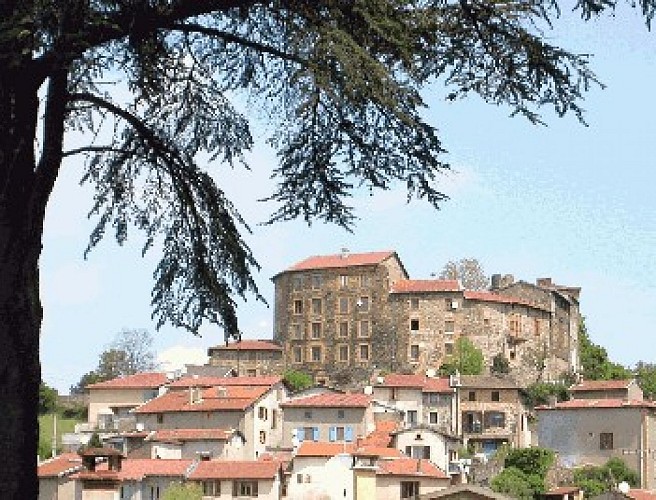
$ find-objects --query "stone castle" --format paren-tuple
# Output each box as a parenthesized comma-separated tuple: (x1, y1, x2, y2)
(272, 250, 580, 387)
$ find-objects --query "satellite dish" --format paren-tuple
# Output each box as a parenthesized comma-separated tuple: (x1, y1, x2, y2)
(618, 482, 630, 494)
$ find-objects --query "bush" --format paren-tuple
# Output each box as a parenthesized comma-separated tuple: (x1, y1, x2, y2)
(283, 369, 313, 392)
(492, 467, 538, 500)
(491, 354, 510, 375)
(162, 482, 203, 500)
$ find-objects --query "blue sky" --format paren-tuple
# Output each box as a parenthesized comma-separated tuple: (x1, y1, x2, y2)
(41, 9, 655, 393)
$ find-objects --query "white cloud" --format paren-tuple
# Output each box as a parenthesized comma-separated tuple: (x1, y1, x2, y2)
(157, 345, 208, 372)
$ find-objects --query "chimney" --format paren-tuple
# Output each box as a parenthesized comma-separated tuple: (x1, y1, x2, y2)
(536, 278, 553, 288)
(500, 274, 514, 288)
(340, 247, 350, 259)
(490, 274, 501, 290)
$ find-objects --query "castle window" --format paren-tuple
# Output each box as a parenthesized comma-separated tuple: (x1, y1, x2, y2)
(468, 391, 476, 402)
(359, 344, 370, 361)
(358, 296, 370, 312)
(294, 300, 303, 314)
(410, 298, 420, 310)
(292, 276, 303, 291)
(311, 322, 322, 339)
(360, 275, 371, 287)
(312, 298, 322, 315)
(339, 321, 349, 338)
(312, 274, 322, 289)
(410, 345, 420, 362)
(293, 347, 302, 363)
(339, 297, 349, 314)
(491, 391, 500, 402)
(485, 411, 505, 428)
(444, 342, 454, 355)
(340, 275, 349, 287)
(444, 320, 455, 334)
(410, 319, 420, 331)
(338, 345, 349, 362)
(311, 346, 322, 362)
(358, 320, 370, 338)
(429, 412, 439, 425)
(291, 323, 302, 339)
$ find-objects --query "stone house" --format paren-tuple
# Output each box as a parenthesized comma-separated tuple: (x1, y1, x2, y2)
(133, 377, 288, 460)
(568, 379, 643, 401)
(457, 375, 531, 455)
(280, 392, 374, 448)
(272, 250, 409, 385)
(273, 250, 581, 387)
(207, 339, 284, 377)
(187, 459, 285, 499)
(142, 428, 247, 461)
(371, 373, 457, 433)
(536, 397, 656, 489)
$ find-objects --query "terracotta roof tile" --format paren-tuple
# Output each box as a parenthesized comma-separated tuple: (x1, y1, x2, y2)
(38, 453, 84, 478)
(295, 442, 356, 457)
(134, 385, 269, 413)
(86, 372, 168, 390)
(537, 399, 656, 410)
(168, 375, 281, 389)
(354, 446, 404, 458)
(628, 489, 656, 500)
(208, 340, 282, 352)
(286, 251, 396, 272)
(463, 291, 540, 308)
(570, 379, 634, 392)
(189, 460, 280, 480)
(146, 429, 234, 442)
(359, 420, 399, 447)
(375, 374, 453, 393)
(116, 459, 193, 481)
(281, 392, 371, 408)
(390, 280, 461, 294)
(376, 458, 449, 479)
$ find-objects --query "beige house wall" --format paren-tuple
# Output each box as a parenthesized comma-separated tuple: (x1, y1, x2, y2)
(287, 455, 354, 500)
(88, 387, 158, 428)
(372, 386, 455, 433)
(39, 477, 81, 500)
(375, 475, 449, 500)
(282, 406, 370, 448)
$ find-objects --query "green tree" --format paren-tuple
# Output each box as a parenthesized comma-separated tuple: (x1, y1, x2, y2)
(492, 447, 555, 498)
(491, 353, 511, 375)
(579, 318, 631, 380)
(87, 432, 103, 449)
(283, 369, 314, 392)
(162, 482, 203, 500)
(635, 362, 656, 399)
(491, 467, 538, 500)
(39, 382, 58, 415)
(1, 1, 654, 496)
(522, 381, 570, 409)
(439, 258, 488, 291)
(573, 458, 638, 497)
(440, 337, 484, 376)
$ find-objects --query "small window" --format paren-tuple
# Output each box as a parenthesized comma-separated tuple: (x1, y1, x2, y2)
(410, 319, 420, 331)
(294, 299, 303, 314)
(359, 344, 370, 361)
(271, 409, 278, 429)
(292, 276, 303, 291)
(486, 411, 505, 428)
(304, 410, 312, 419)
(407, 410, 418, 424)
(293, 346, 303, 363)
(338, 345, 349, 362)
(156, 414, 164, 424)
(410, 344, 420, 362)
(339, 297, 349, 314)
(410, 298, 420, 310)
(491, 391, 500, 402)
(340, 275, 349, 287)
(401, 481, 420, 499)
(358, 320, 370, 338)
(338, 409, 345, 419)
(259, 430, 266, 444)
(258, 407, 268, 420)
(296, 474, 303, 484)
(360, 275, 370, 287)
(312, 298, 322, 315)
(291, 323, 303, 339)
(339, 321, 349, 338)
(312, 274, 322, 289)
(311, 322, 322, 339)
(468, 391, 476, 402)
(358, 296, 370, 312)
(429, 412, 439, 425)
(233, 481, 258, 497)
(444, 342, 454, 355)
(600, 432, 614, 450)
(202, 481, 220, 496)
(311, 346, 322, 362)
(444, 320, 455, 333)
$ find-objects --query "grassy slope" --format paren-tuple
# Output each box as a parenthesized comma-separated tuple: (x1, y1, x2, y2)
(38, 414, 81, 459)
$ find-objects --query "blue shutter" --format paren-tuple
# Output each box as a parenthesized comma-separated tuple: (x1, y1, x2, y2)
(329, 427, 337, 442)
(344, 427, 353, 442)
(313, 427, 320, 441)
(297, 428, 305, 442)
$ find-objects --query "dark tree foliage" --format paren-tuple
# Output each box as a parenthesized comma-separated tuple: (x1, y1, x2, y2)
(492, 447, 555, 499)
(578, 318, 631, 381)
(522, 381, 570, 408)
(491, 353, 511, 375)
(0, 0, 654, 496)
(38, 382, 58, 415)
(574, 458, 639, 497)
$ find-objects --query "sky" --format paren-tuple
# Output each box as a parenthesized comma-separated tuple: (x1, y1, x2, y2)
(40, 8, 655, 393)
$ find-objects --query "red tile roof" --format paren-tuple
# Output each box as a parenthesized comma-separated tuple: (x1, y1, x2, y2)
(146, 429, 234, 442)
(86, 372, 168, 390)
(134, 385, 269, 413)
(295, 442, 356, 457)
(281, 392, 371, 408)
(189, 460, 281, 480)
(627, 489, 656, 500)
(208, 340, 282, 351)
(390, 280, 461, 293)
(569, 379, 634, 392)
(117, 459, 193, 481)
(536, 399, 656, 410)
(376, 458, 449, 479)
(286, 251, 396, 271)
(168, 375, 281, 389)
(463, 291, 539, 308)
(359, 420, 399, 447)
(354, 446, 404, 458)
(375, 374, 453, 393)
(38, 453, 84, 478)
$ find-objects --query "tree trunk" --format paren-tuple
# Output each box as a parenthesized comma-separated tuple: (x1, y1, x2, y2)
(0, 67, 47, 499)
